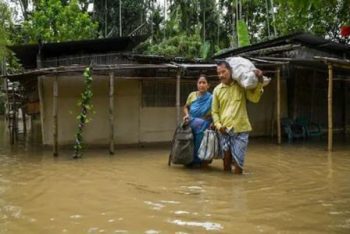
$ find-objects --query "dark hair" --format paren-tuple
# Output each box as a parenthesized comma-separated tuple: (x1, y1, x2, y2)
(216, 60, 232, 75)
(197, 74, 208, 82)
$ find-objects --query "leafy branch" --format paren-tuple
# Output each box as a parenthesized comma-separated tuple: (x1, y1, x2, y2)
(73, 67, 94, 159)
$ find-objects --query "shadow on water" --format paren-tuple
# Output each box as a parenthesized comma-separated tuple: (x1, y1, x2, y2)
(0, 119, 349, 233)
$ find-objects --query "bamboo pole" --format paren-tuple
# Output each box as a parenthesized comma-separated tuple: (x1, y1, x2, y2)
(327, 64, 333, 151)
(4, 78, 10, 140)
(53, 75, 58, 156)
(22, 109, 26, 136)
(10, 85, 15, 144)
(137, 81, 141, 145)
(271, 92, 275, 138)
(310, 70, 316, 121)
(344, 83, 348, 137)
(11, 83, 17, 144)
(109, 71, 115, 155)
(176, 69, 181, 124)
(277, 67, 281, 144)
(37, 52, 46, 145)
(293, 69, 298, 120)
(2, 59, 9, 137)
(38, 77, 46, 144)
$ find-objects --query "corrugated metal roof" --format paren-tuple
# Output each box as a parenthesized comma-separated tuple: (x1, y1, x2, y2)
(213, 32, 350, 59)
(8, 36, 148, 69)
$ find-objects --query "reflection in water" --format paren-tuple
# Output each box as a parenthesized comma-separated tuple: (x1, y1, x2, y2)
(327, 151, 333, 180)
(0, 121, 349, 233)
(168, 219, 223, 231)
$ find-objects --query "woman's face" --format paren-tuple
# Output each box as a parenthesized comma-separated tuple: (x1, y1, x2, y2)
(197, 76, 209, 93)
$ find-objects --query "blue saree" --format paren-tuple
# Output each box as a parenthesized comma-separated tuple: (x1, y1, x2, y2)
(189, 92, 212, 165)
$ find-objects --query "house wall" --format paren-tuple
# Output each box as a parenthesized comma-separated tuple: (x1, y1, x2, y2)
(41, 75, 177, 145)
(139, 107, 177, 142)
(40, 75, 287, 146)
(248, 77, 288, 136)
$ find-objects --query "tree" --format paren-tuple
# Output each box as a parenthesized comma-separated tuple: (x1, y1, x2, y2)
(135, 3, 202, 59)
(10, 0, 35, 20)
(274, 0, 350, 44)
(139, 0, 223, 59)
(218, 0, 350, 47)
(93, 0, 155, 37)
(0, 1, 13, 61)
(20, 0, 98, 43)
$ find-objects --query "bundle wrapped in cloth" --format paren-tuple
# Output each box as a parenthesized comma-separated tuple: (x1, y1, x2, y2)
(226, 56, 271, 89)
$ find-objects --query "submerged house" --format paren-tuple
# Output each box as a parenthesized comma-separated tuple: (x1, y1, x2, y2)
(214, 32, 350, 150)
(2, 32, 349, 154)
(3, 36, 219, 155)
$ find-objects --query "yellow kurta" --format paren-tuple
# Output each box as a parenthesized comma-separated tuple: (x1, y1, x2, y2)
(212, 82, 263, 133)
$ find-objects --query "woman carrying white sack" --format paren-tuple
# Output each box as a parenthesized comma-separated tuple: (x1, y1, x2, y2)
(226, 56, 271, 89)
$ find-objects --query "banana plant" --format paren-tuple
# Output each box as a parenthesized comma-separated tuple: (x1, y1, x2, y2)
(237, 19, 250, 47)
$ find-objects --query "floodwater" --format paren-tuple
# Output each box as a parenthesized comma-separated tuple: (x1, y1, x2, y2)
(0, 123, 350, 233)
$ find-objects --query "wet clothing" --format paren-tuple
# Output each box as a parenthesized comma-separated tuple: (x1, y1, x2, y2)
(219, 130, 249, 169)
(212, 82, 263, 133)
(212, 81, 263, 169)
(186, 91, 212, 165)
(185, 92, 197, 106)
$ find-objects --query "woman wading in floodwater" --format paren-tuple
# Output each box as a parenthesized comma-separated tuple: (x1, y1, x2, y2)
(183, 74, 212, 168)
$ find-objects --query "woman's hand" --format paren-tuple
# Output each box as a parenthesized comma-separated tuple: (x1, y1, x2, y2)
(209, 123, 215, 130)
(183, 115, 190, 124)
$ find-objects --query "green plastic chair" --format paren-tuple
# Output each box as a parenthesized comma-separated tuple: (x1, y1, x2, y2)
(295, 117, 322, 137)
(281, 118, 306, 142)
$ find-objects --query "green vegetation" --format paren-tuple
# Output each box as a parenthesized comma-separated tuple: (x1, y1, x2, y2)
(275, 0, 350, 44)
(21, 0, 98, 43)
(0, 0, 348, 155)
(0, 1, 12, 62)
(73, 67, 94, 159)
(1, 0, 349, 60)
(237, 20, 250, 47)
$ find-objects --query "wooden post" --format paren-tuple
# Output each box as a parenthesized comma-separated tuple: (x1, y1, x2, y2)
(109, 71, 115, 155)
(277, 67, 281, 144)
(176, 69, 181, 124)
(37, 52, 46, 144)
(12, 83, 17, 143)
(22, 109, 27, 136)
(53, 75, 58, 156)
(2, 59, 8, 135)
(343, 81, 347, 137)
(4, 78, 10, 138)
(10, 86, 15, 144)
(270, 98, 275, 138)
(293, 68, 298, 119)
(310, 70, 316, 121)
(327, 64, 333, 151)
(38, 77, 46, 144)
(137, 80, 142, 145)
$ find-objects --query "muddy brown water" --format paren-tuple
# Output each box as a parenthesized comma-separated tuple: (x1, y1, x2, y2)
(0, 124, 349, 233)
